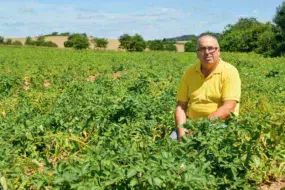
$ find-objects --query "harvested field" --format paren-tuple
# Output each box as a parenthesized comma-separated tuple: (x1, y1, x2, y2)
(10, 36, 187, 52)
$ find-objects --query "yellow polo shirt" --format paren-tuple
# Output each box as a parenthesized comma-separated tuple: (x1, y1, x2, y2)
(176, 59, 241, 119)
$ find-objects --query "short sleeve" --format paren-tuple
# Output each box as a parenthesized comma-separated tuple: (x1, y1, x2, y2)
(222, 67, 241, 102)
(176, 73, 189, 102)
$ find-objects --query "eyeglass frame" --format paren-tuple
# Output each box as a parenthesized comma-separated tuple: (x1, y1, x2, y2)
(196, 46, 219, 53)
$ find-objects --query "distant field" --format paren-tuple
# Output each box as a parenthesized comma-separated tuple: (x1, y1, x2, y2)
(10, 36, 121, 50)
(0, 46, 284, 189)
(10, 36, 187, 52)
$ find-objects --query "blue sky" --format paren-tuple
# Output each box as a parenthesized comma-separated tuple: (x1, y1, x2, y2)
(0, 0, 284, 39)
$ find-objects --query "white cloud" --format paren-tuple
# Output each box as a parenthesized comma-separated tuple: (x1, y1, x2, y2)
(0, 1, 249, 39)
(253, 9, 259, 14)
(74, 7, 187, 24)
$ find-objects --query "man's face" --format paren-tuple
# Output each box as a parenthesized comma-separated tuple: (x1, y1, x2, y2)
(196, 37, 220, 66)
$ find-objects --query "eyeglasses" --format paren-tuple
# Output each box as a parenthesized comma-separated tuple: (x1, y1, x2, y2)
(197, 46, 219, 53)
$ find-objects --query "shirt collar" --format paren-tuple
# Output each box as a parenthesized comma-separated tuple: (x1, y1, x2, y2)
(195, 58, 224, 74)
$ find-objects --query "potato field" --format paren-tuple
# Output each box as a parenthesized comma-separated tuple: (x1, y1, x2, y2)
(0, 46, 284, 189)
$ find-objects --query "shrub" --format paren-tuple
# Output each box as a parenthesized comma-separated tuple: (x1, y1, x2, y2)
(184, 40, 197, 52)
(93, 38, 108, 49)
(39, 41, 58, 47)
(220, 18, 267, 52)
(119, 34, 131, 50)
(25, 36, 57, 47)
(0, 36, 4, 44)
(12, 41, 22, 46)
(164, 43, 177, 52)
(33, 36, 45, 46)
(119, 34, 146, 52)
(6, 39, 12, 45)
(60, 32, 70, 36)
(64, 33, 89, 50)
(148, 40, 164, 51)
(25, 36, 35, 46)
(73, 36, 89, 50)
(64, 40, 73, 48)
(274, 1, 285, 34)
(51, 32, 58, 36)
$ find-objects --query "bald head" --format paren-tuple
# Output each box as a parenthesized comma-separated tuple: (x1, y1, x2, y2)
(196, 35, 221, 66)
(196, 35, 220, 50)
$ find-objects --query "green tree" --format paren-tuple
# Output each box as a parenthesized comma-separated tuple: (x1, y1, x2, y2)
(164, 43, 177, 52)
(184, 39, 197, 52)
(162, 38, 176, 44)
(255, 23, 280, 57)
(148, 40, 164, 51)
(6, 39, 12, 45)
(119, 34, 132, 50)
(271, 26, 285, 56)
(272, 1, 285, 56)
(274, 1, 285, 34)
(220, 17, 268, 52)
(72, 35, 89, 50)
(131, 34, 146, 52)
(35, 36, 45, 46)
(64, 33, 89, 50)
(25, 36, 57, 47)
(25, 36, 35, 45)
(119, 34, 146, 52)
(0, 36, 4, 44)
(40, 41, 58, 47)
(81, 33, 87, 37)
(64, 40, 73, 48)
(93, 38, 108, 49)
(67, 34, 79, 41)
(12, 40, 23, 46)
(220, 17, 284, 57)
(60, 32, 70, 36)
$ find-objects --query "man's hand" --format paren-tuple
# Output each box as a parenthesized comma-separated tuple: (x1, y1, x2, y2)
(177, 127, 195, 140)
(208, 100, 237, 120)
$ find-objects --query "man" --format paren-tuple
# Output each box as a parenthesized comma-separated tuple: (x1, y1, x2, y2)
(172, 35, 241, 139)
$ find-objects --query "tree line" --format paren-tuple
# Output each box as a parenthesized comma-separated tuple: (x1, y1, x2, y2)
(62, 33, 178, 51)
(0, 37, 22, 46)
(1, 33, 177, 52)
(184, 2, 285, 57)
(0, 36, 58, 47)
(1, 1, 284, 56)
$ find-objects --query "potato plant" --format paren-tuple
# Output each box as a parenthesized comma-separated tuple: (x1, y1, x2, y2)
(0, 46, 284, 189)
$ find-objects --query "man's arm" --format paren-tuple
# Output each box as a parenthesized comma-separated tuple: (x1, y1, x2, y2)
(208, 100, 236, 120)
(214, 65, 241, 120)
(175, 101, 188, 138)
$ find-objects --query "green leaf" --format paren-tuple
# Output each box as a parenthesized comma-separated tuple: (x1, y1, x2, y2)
(162, 151, 168, 158)
(127, 169, 137, 178)
(0, 176, 7, 190)
(251, 155, 261, 167)
(129, 178, 138, 187)
(26, 132, 33, 140)
(153, 177, 162, 187)
(146, 176, 153, 186)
